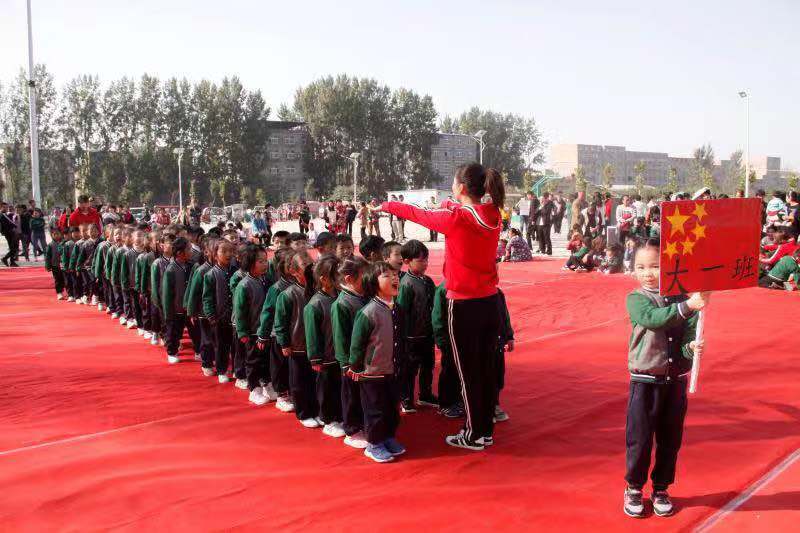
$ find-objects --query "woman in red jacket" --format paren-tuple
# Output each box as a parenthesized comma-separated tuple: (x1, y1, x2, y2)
(380, 162, 505, 451)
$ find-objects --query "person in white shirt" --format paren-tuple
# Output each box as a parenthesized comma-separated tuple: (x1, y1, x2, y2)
(632, 195, 647, 219)
(616, 196, 637, 243)
(515, 194, 532, 243)
(306, 222, 319, 245)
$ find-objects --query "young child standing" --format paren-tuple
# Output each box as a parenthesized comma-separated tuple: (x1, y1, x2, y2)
(257, 247, 294, 411)
(68, 225, 87, 303)
(161, 237, 193, 364)
(623, 238, 708, 518)
(381, 241, 404, 277)
(332, 256, 370, 449)
(135, 232, 155, 341)
(92, 225, 113, 312)
(203, 239, 236, 382)
(111, 228, 131, 324)
(493, 287, 514, 427)
(274, 249, 320, 427)
(186, 239, 216, 373)
(229, 246, 249, 388)
(431, 279, 463, 418)
(348, 261, 405, 463)
(234, 244, 274, 405)
(105, 227, 122, 316)
(44, 227, 65, 300)
(150, 233, 174, 347)
(396, 240, 437, 412)
(61, 227, 78, 302)
(122, 230, 145, 330)
(305, 255, 344, 438)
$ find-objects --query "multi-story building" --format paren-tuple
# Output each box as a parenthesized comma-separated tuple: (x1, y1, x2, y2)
(263, 121, 309, 200)
(550, 143, 784, 190)
(430, 133, 478, 186)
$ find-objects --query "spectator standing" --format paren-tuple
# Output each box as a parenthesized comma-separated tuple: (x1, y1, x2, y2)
(70, 195, 103, 229)
(426, 196, 439, 242)
(345, 202, 356, 236)
(616, 195, 637, 243)
(571, 191, 587, 230)
(527, 192, 540, 249)
(553, 192, 566, 234)
(515, 193, 531, 245)
(30, 208, 47, 260)
(536, 192, 556, 255)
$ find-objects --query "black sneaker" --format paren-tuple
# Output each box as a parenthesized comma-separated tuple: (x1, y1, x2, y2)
(418, 393, 439, 407)
(445, 432, 484, 451)
(440, 404, 465, 418)
(401, 400, 417, 414)
(651, 490, 674, 517)
(623, 487, 645, 518)
(480, 436, 494, 446)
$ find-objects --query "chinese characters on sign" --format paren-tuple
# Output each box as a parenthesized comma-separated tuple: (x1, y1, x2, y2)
(659, 198, 761, 296)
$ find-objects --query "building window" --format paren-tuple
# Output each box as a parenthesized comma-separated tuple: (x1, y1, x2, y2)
(269, 136, 279, 144)
(270, 152, 281, 159)
(285, 137, 294, 145)
(442, 137, 449, 145)
(286, 166, 295, 174)
(286, 152, 296, 160)
(270, 167, 279, 175)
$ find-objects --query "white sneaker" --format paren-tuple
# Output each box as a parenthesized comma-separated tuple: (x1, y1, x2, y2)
(143, 331, 152, 340)
(344, 432, 369, 449)
(105, 307, 112, 314)
(97, 303, 104, 311)
(111, 312, 119, 319)
(194, 353, 202, 362)
(137, 328, 144, 336)
(300, 417, 321, 428)
(91, 295, 98, 306)
(76, 298, 83, 305)
(249, 387, 268, 406)
(68, 296, 75, 302)
(159, 338, 165, 346)
(81, 296, 88, 304)
(126, 320, 136, 330)
(235, 378, 249, 390)
(275, 396, 295, 412)
(202, 367, 216, 377)
(323, 422, 346, 438)
(218, 374, 230, 384)
(119, 316, 127, 325)
(167, 355, 180, 364)
(57, 294, 64, 301)
(263, 382, 278, 401)
(150, 336, 159, 346)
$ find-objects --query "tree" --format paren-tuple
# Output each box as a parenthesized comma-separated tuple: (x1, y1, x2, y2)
(666, 166, 679, 193)
(721, 150, 744, 194)
(787, 173, 798, 191)
(633, 161, 646, 196)
(521, 170, 537, 193)
(574, 165, 588, 193)
(58, 74, 103, 196)
(602, 163, 615, 190)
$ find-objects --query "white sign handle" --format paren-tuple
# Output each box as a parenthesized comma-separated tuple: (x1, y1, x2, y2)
(689, 308, 705, 394)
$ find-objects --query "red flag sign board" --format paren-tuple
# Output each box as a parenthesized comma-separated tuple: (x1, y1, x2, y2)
(659, 198, 761, 296)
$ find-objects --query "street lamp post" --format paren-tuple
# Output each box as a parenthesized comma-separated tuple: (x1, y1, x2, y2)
(473, 130, 487, 165)
(345, 152, 361, 204)
(26, 0, 41, 206)
(173, 147, 185, 212)
(738, 91, 750, 197)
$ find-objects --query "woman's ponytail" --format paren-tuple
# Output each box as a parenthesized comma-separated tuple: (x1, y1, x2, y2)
(484, 167, 506, 207)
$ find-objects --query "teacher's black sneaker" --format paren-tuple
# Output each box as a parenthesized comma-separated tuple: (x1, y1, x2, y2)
(651, 490, 674, 517)
(440, 404, 465, 418)
(623, 487, 645, 518)
(445, 432, 484, 451)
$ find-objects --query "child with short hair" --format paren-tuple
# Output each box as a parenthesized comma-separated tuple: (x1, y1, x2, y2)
(624, 237, 637, 274)
(381, 241, 404, 275)
(287, 232, 309, 251)
(68, 224, 87, 303)
(185, 238, 217, 373)
(229, 245, 250, 387)
(314, 231, 336, 256)
(111, 228, 132, 324)
(44, 227, 65, 300)
(396, 239, 437, 412)
(335, 234, 354, 260)
(234, 243, 274, 405)
(122, 230, 145, 330)
(600, 243, 624, 275)
(161, 236, 193, 364)
(106, 228, 124, 316)
(305, 255, 345, 437)
(135, 232, 156, 341)
(431, 279, 463, 418)
(332, 255, 370, 448)
(271, 230, 290, 249)
(61, 227, 78, 302)
(150, 233, 174, 347)
(623, 238, 708, 518)
(358, 235, 384, 262)
(563, 236, 591, 271)
(275, 249, 320, 427)
(257, 247, 294, 410)
(203, 239, 236, 382)
(93, 225, 113, 312)
(348, 261, 405, 463)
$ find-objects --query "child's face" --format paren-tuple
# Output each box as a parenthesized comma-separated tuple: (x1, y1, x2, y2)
(377, 269, 400, 299)
(113, 230, 122, 244)
(336, 241, 354, 259)
(291, 256, 312, 284)
(405, 255, 428, 276)
(162, 242, 173, 256)
(634, 248, 660, 290)
(89, 226, 100, 239)
(605, 249, 614, 258)
(273, 236, 287, 248)
(134, 234, 144, 248)
(384, 246, 403, 270)
(52, 231, 62, 242)
(252, 251, 269, 277)
(290, 239, 308, 251)
(126, 233, 134, 246)
(216, 245, 233, 267)
(72, 230, 81, 240)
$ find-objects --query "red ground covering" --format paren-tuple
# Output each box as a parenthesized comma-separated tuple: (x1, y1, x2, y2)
(1, 252, 798, 531)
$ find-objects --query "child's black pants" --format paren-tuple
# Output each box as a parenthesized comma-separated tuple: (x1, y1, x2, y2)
(399, 337, 435, 402)
(317, 363, 342, 424)
(289, 352, 318, 420)
(51, 267, 64, 295)
(437, 346, 461, 409)
(164, 314, 187, 356)
(625, 379, 688, 491)
(213, 321, 233, 374)
(269, 337, 289, 394)
(244, 339, 269, 391)
(340, 371, 363, 436)
(360, 377, 400, 445)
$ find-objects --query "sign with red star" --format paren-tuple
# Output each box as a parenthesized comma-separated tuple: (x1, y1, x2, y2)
(659, 198, 761, 296)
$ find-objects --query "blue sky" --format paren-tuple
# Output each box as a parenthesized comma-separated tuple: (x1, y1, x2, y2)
(2, 0, 798, 168)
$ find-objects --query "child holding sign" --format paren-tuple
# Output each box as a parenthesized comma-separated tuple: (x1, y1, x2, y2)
(624, 238, 709, 518)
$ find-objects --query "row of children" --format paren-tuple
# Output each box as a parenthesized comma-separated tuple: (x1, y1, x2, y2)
(43, 222, 513, 464)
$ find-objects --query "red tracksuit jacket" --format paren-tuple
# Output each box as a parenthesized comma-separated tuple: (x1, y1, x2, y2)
(381, 200, 500, 300)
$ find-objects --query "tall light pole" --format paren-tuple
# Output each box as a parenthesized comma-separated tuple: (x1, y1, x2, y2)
(26, 0, 41, 206)
(345, 152, 360, 204)
(738, 91, 750, 197)
(473, 130, 487, 165)
(173, 147, 185, 212)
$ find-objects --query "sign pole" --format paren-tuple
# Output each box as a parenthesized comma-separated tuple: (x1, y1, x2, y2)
(689, 307, 706, 394)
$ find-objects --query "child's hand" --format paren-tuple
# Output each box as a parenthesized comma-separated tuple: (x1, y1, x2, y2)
(281, 347, 292, 357)
(690, 339, 705, 357)
(686, 292, 709, 311)
(506, 340, 515, 352)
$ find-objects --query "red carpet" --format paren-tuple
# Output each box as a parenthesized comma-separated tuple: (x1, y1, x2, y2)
(1, 252, 798, 531)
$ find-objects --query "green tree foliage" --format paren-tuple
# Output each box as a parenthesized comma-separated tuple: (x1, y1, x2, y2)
(602, 163, 615, 190)
(633, 161, 646, 196)
(574, 165, 588, 193)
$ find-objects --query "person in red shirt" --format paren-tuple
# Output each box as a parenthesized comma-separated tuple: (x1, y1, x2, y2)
(69, 195, 102, 229)
(380, 162, 506, 451)
(760, 227, 798, 268)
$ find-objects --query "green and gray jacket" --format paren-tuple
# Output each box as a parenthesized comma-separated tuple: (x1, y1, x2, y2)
(431, 281, 450, 354)
(233, 273, 270, 338)
(161, 258, 191, 319)
(331, 288, 367, 369)
(257, 277, 291, 341)
(349, 297, 403, 378)
(93, 239, 110, 279)
(626, 288, 697, 383)
(229, 270, 246, 326)
(304, 290, 337, 365)
(273, 282, 309, 352)
(203, 264, 234, 323)
(184, 262, 212, 317)
(61, 240, 75, 271)
(396, 272, 435, 340)
(45, 240, 63, 272)
(104, 244, 118, 281)
(110, 246, 128, 287)
(68, 239, 84, 271)
(77, 238, 97, 270)
(121, 247, 143, 290)
(135, 251, 155, 295)
(150, 256, 170, 312)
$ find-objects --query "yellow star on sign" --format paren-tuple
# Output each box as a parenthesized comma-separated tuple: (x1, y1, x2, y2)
(692, 224, 706, 240)
(664, 241, 679, 260)
(693, 202, 708, 222)
(682, 238, 696, 255)
(666, 207, 691, 238)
